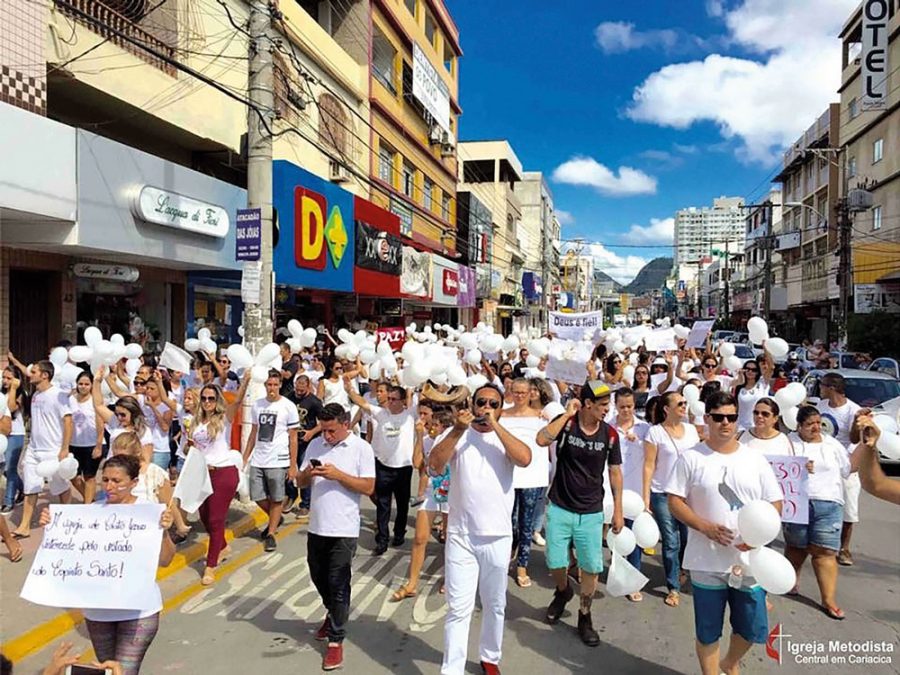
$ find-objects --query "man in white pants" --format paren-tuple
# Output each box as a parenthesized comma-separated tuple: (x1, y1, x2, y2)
(429, 384, 532, 675)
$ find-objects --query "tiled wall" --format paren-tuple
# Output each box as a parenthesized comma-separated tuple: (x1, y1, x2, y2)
(0, 0, 47, 114)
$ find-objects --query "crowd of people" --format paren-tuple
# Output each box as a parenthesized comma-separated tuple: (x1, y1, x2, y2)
(1, 321, 896, 675)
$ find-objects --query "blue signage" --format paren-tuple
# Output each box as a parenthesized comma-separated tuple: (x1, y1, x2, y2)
(235, 207, 261, 261)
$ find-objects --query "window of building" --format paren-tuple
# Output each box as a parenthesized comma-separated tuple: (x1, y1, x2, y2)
(873, 205, 882, 230)
(442, 193, 451, 221)
(402, 161, 415, 198)
(848, 97, 858, 120)
(873, 138, 883, 164)
(372, 27, 397, 94)
(317, 93, 349, 158)
(425, 12, 437, 47)
(443, 41, 455, 73)
(423, 177, 433, 211)
(848, 156, 857, 177)
(404, 0, 416, 18)
(378, 142, 396, 186)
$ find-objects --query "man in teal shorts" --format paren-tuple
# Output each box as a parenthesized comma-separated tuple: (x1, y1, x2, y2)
(536, 380, 624, 646)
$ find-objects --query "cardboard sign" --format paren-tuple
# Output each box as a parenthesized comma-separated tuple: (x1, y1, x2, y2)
(21, 503, 165, 610)
(686, 320, 715, 349)
(765, 455, 809, 525)
(376, 326, 406, 351)
(643, 328, 677, 353)
(545, 355, 589, 385)
(549, 311, 602, 340)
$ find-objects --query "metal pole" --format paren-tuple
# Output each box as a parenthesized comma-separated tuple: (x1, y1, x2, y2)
(837, 197, 852, 346)
(243, 0, 275, 355)
(763, 201, 773, 320)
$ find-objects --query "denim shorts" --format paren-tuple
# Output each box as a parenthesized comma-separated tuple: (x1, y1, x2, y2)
(545, 502, 604, 574)
(692, 572, 768, 646)
(249, 466, 287, 502)
(782, 499, 843, 551)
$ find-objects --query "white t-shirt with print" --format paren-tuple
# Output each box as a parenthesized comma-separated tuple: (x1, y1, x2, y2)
(29, 386, 72, 452)
(368, 405, 416, 468)
(788, 433, 851, 504)
(69, 395, 98, 447)
(738, 431, 794, 456)
(139, 398, 171, 455)
(504, 415, 549, 489)
(614, 418, 650, 495)
(191, 421, 235, 468)
(666, 443, 783, 573)
(816, 399, 860, 448)
(250, 396, 300, 468)
(646, 423, 701, 493)
(301, 433, 376, 538)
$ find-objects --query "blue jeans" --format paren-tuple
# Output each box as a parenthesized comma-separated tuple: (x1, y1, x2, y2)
(3, 435, 25, 507)
(512, 487, 544, 568)
(151, 451, 170, 470)
(651, 491, 688, 591)
(531, 486, 549, 535)
(624, 517, 642, 570)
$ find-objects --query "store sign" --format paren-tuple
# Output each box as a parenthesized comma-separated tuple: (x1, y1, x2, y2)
(457, 266, 475, 308)
(861, 0, 890, 111)
(522, 272, 543, 302)
(855, 283, 882, 313)
(431, 255, 458, 306)
(390, 196, 414, 238)
(412, 43, 451, 132)
(442, 268, 458, 296)
(72, 263, 140, 283)
(235, 208, 261, 261)
(401, 246, 432, 298)
(132, 186, 229, 238)
(355, 221, 401, 275)
(295, 188, 349, 271)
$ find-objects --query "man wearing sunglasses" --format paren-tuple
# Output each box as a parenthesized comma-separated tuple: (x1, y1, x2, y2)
(666, 391, 783, 675)
(428, 384, 531, 675)
(536, 380, 624, 646)
(346, 380, 417, 556)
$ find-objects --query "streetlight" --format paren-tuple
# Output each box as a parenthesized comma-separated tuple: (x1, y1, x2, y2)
(782, 202, 827, 232)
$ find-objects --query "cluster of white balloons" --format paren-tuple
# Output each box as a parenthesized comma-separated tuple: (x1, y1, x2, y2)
(35, 455, 80, 483)
(65, 328, 144, 380)
(736, 500, 797, 594)
(772, 382, 807, 430)
(603, 489, 661, 557)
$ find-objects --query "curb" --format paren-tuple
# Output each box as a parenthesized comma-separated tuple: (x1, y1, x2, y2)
(2, 508, 269, 664)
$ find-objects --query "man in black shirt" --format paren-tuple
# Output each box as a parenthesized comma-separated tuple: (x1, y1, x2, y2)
(280, 342, 300, 397)
(286, 374, 323, 519)
(536, 380, 624, 646)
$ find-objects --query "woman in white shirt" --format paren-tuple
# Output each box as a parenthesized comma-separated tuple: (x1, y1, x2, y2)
(738, 398, 794, 455)
(189, 376, 248, 585)
(39, 453, 175, 675)
(733, 357, 770, 432)
(642, 390, 700, 608)
(92, 369, 154, 461)
(69, 371, 104, 504)
(783, 406, 854, 620)
(141, 374, 174, 472)
(1, 365, 27, 513)
(317, 358, 351, 411)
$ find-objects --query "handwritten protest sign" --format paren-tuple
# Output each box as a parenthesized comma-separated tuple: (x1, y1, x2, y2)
(643, 328, 677, 353)
(545, 355, 589, 384)
(21, 503, 164, 610)
(549, 311, 602, 341)
(686, 320, 715, 349)
(765, 455, 809, 525)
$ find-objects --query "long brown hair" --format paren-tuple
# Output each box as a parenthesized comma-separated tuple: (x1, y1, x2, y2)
(195, 384, 227, 440)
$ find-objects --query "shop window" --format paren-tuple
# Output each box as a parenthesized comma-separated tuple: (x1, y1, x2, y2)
(318, 92, 350, 158)
(423, 177, 434, 211)
(378, 142, 396, 186)
(373, 27, 397, 93)
(402, 161, 415, 199)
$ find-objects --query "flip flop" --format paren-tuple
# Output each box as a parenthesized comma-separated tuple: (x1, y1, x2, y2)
(390, 585, 417, 602)
(664, 591, 680, 608)
(11, 532, 29, 540)
(516, 574, 532, 588)
(627, 592, 643, 602)
(822, 604, 845, 620)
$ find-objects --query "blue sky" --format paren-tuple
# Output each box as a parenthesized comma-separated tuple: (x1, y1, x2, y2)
(446, 0, 857, 282)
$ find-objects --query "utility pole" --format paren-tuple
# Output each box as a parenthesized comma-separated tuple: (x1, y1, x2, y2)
(762, 200, 773, 321)
(723, 239, 730, 322)
(837, 197, 852, 346)
(242, 0, 275, 355)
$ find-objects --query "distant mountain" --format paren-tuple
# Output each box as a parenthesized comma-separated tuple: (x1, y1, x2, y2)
(593, 269, 623, 292)
(623, 257, 673, 295)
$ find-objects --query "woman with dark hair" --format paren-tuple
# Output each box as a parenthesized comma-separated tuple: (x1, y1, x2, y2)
(317, 357, 352, 411)
(784, 406, 854, 620)
(529, 379, 555, 411)
(632, 364, 652, 419)
(603, 353, 625, 388)
(92, 367, 153, 461)
(643, 390, 699, 608)
(68, 371, 103, 504)
(733, 355, 772, 432)
(738, 398, 793, 455)
(141, 373, 173, 471)
(692, 380, 723, 440)
(1, 365, 27, 513)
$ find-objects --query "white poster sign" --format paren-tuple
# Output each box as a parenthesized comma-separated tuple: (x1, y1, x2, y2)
(686, 320, 715, 349)
(643, 328, 677, 353)
(241, 260, 261, 304)
(21, 503, 164, 610)
(854, 284, 881, 314)
(412, 43, 451, 132)
(549, 311, 602, 340)
(861, 0, 890, 111)
(545, 356, 589, 385)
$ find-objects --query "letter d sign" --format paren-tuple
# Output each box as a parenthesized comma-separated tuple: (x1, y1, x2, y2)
(294, 187, 327, 270)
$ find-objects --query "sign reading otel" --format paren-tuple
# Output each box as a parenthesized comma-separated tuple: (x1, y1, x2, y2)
(132, 186, 229, 238)
(861, 0, 890, 111)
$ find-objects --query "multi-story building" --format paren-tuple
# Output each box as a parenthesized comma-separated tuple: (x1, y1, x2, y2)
(674, 196, 746, 268)
(838, 5, 900, 318)
(517, 171, 560, 328)
(734, 188, 784, 320)
(559, 251, 594, 313)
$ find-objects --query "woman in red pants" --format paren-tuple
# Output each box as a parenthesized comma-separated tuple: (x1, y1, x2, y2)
(188, 373, 249, 585)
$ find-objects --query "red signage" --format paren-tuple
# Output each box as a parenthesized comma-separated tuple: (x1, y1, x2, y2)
(376, 326, 406, 350)
(442, 268, 459, 296)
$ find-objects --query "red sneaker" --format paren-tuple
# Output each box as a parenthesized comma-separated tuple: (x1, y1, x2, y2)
(481, 661, 501, 675)
(323, 642, 343, 671)
(315, 616, 331, 641)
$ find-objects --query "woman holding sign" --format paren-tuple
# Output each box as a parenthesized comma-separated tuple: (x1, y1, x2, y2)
(39, 454, 175, 674)
(784, 406, 854, 620)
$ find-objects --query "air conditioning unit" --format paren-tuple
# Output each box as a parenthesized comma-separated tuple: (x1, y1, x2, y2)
(329, 160, 350, 183)
(847, 188, 874, 212)
(440, 130, 456, 158)
(429, 124, 443, 145)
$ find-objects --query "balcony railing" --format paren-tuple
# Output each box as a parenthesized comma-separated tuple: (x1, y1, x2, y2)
(56, 0, 177, 76)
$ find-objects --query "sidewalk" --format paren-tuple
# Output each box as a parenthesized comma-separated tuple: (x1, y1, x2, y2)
(1, 496, 267, 663)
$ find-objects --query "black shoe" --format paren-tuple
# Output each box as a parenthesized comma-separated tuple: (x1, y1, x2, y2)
(391, 536, 405, 548)
(14, 494, 24, 505)
(0, 505, 12, 514)
(546, 583, 574, 624)
(264, 534, 277, 552)
(577, 612, 600, 647)
(260, 528, 269, 541)
(372, 543, 388, 556)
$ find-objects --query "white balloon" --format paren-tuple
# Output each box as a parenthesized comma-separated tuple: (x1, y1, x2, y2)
(238, 325, 245, 338)
(773, 388, 794, 412)
(466, 374, 488, 392)
(876, 432, 900, 460)
(527, 340, 549, 359)
(250, 365, 269, 384)
(36, 459, 60, 479)
(612, 340, 627, 354)
(622, 364, 635, 385)
(359, 347, 377, 365)
(724, 355, 743, 372)
(525, 355, 541, 368)
(765, 337, 789, 359)
(57, 456, 79, 480)
(607, 526, 637, 556)
(337, 329, 354, 344)
(738, 500, 782, 548)
(50, 347, 68, 367)
(782, 405, 799, 431)
(447, 365, 467, 387)
(621, 490, 644, 519)
(873, 414, 899, 436)
(719, 342, 736, 358)
(783, 382, 807, 407)
(83, 326, 103, 347)
(124, 343, 143, 360)
(690, 400, 706, 418)
(227, 344, 254, 370)
(464, 349, 482, 365)
(368, 361, 383, 381)
(502, 336, 520, 353)
(255, 343, 280, 367)
(683, 383, 701, 403)
(411, 360, 432, 385)
(542, 401, 565, 421)
(459, 334, 478, 351)
(748, 546, 797, 595)
(198, 328, 212, 341)
(632, 511, 660, 549)
(749, 325, 769, 346)
(431, 372, 448, 387)
(303, 327, 318, 343)
(110, 333, 125, 347)
(287, 319, 303, 338)
(287, 338, 302, 354)
(747, 316, 767, 335)
(200, 338, 218, 354)
(184, 338, 201, 352)
(628, 352, 640, 366)
(673, 325, 690, 340)
(68, 346, 93, 363)
(125, 358, 141, 378)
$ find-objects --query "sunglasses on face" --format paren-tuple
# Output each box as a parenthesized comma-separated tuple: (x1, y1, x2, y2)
(201, 396, 217, 402)
(475, 398, 501, 409)
(703, 363, 717, 369)
(133, 380, 147, 386)
(115, 412, 128, 419)
(675, 401, 687, 407)
(744, 366, 759, 373)
(709, 413, 739, 423)
(753, 410, 773, 417)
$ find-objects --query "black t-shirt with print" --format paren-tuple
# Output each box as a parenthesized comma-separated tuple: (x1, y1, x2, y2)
(548, 415, 622, 514)
(287, 392, 324, 454)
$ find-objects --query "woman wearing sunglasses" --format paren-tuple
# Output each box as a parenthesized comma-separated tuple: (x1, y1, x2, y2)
(643, 391, 700, 608)
(631, 365, 652, 419)
(733, 355, 772, 432)
(738, 398, 794, 455)
(317, 357, 354, 412)
(92, 367, 153, 461)
(189, 374, 250, 585)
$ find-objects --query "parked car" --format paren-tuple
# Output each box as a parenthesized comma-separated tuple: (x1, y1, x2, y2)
(730, 344, 757, 366)
(868, 357, 900, 380)
(802, 368, 900, 409)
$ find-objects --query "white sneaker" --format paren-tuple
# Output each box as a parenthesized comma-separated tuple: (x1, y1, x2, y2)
(532, 532, 546, 546)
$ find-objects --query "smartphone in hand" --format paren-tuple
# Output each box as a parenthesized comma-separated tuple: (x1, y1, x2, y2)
(309, 459, 322, 468)
(66, 666, 113, 675)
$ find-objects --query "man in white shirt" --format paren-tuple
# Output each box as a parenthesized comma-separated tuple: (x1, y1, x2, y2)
(243, 370, 299, 552)
(346, 381, 416, 555)
(815, 372, 863, 566)
(429, 384, 532, 675)
(667, 391, 783, 675)
(298, 403, 375, 672)
(13, 361, 74, 538)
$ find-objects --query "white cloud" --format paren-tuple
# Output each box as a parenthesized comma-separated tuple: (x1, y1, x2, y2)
(555, 210, 575, 225)
(595, 21, 679, 54)
(626, 0, 856, 163)
(706, 0, 725, 17)
(552, 157, 657, 196)
(584, 244, 650, 285)
(621, 217, 675, 245)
